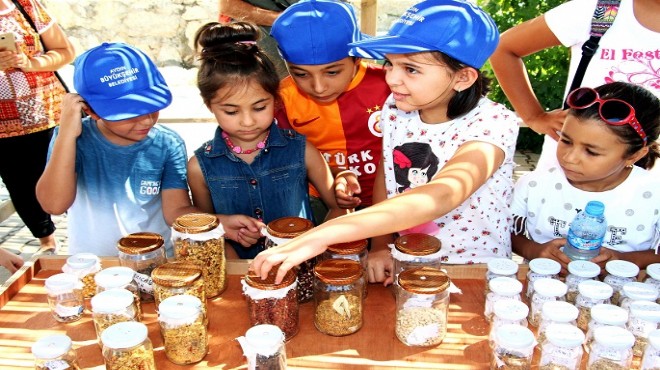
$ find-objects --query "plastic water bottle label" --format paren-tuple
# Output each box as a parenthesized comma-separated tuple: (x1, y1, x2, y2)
(567, 229, 603, 251)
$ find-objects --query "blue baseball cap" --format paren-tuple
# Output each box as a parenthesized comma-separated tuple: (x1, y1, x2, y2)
(349, 0, 499, 69)
(73, 43, 172, 121)
(271, 0, 366, 65)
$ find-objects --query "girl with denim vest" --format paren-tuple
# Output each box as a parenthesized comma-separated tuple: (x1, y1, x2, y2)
(187, 22, 346, 259)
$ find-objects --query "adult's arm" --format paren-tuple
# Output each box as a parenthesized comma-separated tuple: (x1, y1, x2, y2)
(21, 22, 75, 72)
(218, 0, 281, 26)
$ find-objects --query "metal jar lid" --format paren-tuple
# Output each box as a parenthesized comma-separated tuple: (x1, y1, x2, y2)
(151, 261, 203, 288)
(397, 266, 450, 294)
(117, 232, 164, 254)
(314, 259, 363, 285)
(266, 216, 314, 238)
(327, 239, 368, 255)
(172, 213, 219, 234)
(245, 267, 296, 290)
(394, 233, 441, 256)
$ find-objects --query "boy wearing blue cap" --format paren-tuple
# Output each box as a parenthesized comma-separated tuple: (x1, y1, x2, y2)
(271, 0, 390, 221)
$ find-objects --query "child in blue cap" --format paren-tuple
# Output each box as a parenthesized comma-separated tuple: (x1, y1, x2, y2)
(252, 0, 520, 285)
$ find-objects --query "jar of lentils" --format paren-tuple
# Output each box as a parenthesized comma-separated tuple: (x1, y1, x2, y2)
(44, 273, 84, 323)
(529, 278, 567, 327)
(392, 233, 442, 282)
(565, 260, 601, 304)
(117, 232, 167, 302)
(101, 322, 155, 370)
(152, 261, 206, 317)
(395, 267, 450, 346)
(491, 324, 536, 370)
(91, 288, 139, 344)
(641, 329, 660, 370)
(62, 253, 101, 299)
(158, 295, 208, 365)
(484, 276, 523, 321)
(490, 299, 529, 348)
(526, 258, 561, 300)
(644, 263, 660, 303)
(627, 300, 660, 357)
(31, 334, 79, 370)
(314, 259, 364, 336)
(485, 258, 519, 297)
(585, 303, 629, 352)
(537, 300, 579, 347)
(95, 266, 141, 320)
(540, 323, 585, 370)
(575, 280, 614, 331)
(619, 281, 659, 312)
(321, 239, 368, 298)
(587, 325, 635, 370)
(172, 213, 226, 298)
(604, 260, 640, 306)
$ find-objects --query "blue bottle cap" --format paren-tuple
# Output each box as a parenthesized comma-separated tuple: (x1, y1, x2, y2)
(584, 201, 605, 216)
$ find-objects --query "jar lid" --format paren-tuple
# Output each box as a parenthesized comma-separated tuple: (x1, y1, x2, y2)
(528, 258, 561, 275)
(590, 304, 629, 326)
(95, 266, 135, 289)
(545, 323, 585, 348)
(622, 281, 659, 302)
(151, 261, 203, 287)
(647, 263, 660, 281)
(397, 266, 450, 294)
(101, 322, 148, 349)
(494, 324, 535, 349)
(488, 276, 522, 296)
(394, 233, 441, 256)
(605, 260, 640, 278)
(65, 253, 100, 269)
(245, 324, 284, 353)
(542, 300, 579, 322)
(487, 258, 519, 276)
(629, 301, 660, 322)
(493, 299, 528, 321)
(91, 288, 134, 313)
(577, 280, 613, 300)
(314, 259, 363, 285)
(117, 232, 164, 254)
(593, 326, 635, 349)
(245, 266, 296, 290)
(45, 273, 79, 293)
(159, 294, 202, 319)
(265, 217, 314, 238)
(31, 334, 72, 359)
(532, 278, 567, 297)
(327, 239, 368, 255)
(172, 213, 219, 233)
(567, 260, 600, 278)
(649, 329, 660, 349)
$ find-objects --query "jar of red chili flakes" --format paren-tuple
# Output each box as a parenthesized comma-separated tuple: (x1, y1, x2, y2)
(242, 267, 299, 340)
(117, 232, 167, 303)
(321, 239, 369, 298)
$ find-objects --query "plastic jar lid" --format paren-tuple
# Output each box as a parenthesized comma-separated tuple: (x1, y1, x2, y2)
(101, 322, 148, 349)
(91, 288, 134, 313)
(394, 233, 441, 256)
(95, 266, 135, 289)
(605, 260, 640, 278)
(567, 260, 600, 278)
(629, 301, 660, 322)
(590, 304, 628, 326)
(533, 278, 567, 297)
(117, 232, 164, 254)
(493, 299, 528, 321)
(487, 258, 519, 276)
(577, 280, 613, 300)
(489, 276, 522, 296)
(45, 273, 79, 294)
(65, 253, 100, 270)
(542, 300, 579, 322)
(546, 323, 585, 348)
(245, 324, 284, 354)
(265, 216, 314, 238)
(647, 263, 660, 281)
(327, 239, 368, 255)
(648, 329, 660, 350)
(159, 294, 202, 325)
(494, 324, 535, 349)
(314, 259, 363, 285)
(622, 281, 659, 301)
(31, 334, 72, 359)
(528, 258, 561, 275)
(397, 266, 450, 294)
(593, 326, 635, 349)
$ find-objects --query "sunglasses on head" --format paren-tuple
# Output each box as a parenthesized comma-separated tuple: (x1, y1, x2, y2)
(566, 87, 647, 143)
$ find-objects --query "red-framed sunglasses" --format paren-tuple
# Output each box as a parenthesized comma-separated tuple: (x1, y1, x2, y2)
(566, 87, 648, 143)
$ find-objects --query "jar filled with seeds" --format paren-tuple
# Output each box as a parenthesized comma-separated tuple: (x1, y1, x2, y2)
(91, 288, 139, 343)
(565, 260, 601, 304)
(490, 299, 529, 348)
(152, 261, 206, 317)
(44, 273, 84, 323)
(537, 300, 579, 347)
(627, 300, 660, 357)
(314, 259, 364, 336)
(321, 239, 368, 298)
(526, 258, 561, 300)
(539, 323, 585, 370)
(576, 280, 614, 331)
(643, 263, 660, 304)
(620, 281, 659, 312)
(395, 266, 450, 346)
(242, 266, 299, 340)
(641, 329, 660, 370)
(392, 233, 442, 282)
(237, 324, 287, 370)
(485, 258, 519, 297)
(603, 260, 640, 306)
(484, 276, 523, 321)
(585, 304, 629, 352)
(264, 216, 315, 303)
(31, 334, 79, 370)
(158, 294, 208, 365)
(95, 266, 141, 320)
(101, 322, 155, 370)
(529, 278, 567, 327)
(587, 325, 635, 370)
(172, 213, 226, 298)
(490, 324, 536, 370)
(62, 253, 101, 299)
(117, 232, 167, 302)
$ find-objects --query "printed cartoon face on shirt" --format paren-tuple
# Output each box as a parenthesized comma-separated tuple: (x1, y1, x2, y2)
(392, 142, 439, 194)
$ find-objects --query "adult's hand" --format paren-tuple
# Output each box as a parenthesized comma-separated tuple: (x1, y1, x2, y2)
(0, 249, 24, 274)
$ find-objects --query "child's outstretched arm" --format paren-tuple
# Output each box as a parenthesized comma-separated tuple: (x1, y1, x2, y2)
(305, 142, 349, 221)
(366, 162, 395, 286)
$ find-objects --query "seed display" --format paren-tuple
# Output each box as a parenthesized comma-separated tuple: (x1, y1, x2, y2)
(315, 293, 361, 336)
(577, 306, 592, 331)
(491, 351, 532, 370)
(297, 259, 316, 303)
(586, 359, 627, 370)
(104, 346, 155, 370)
(396, 306, 447, 346)
(246, 288, 298, 340)
(174, 237, 225, 297)
(162, 321, 208, 364)
(81, 273, 98, 298)
(153, 278, 206, 317)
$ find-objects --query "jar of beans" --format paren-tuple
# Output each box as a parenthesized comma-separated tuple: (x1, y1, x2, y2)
(321, 239, 368, 298)
(484, 258, 519, 297)
(314, 259, 364, 336)
(575, 280, 613, 331)
(529, 278, 567, 327)
(152, 261, 206, 318)
(484, 276, 523, 321)
(565, 260, 600, 305)
(603, 260, 640, 306)
(395, 266, 450, 346)
(158, 295, 208, 365)
(525, 258, 561, 300)
(491, 324, 535, 370)
(95, 266, 141, 320)
(91, 288, 139, 344)
(585, 303, 629, 352)
(242, 266, 299, 340)
(539, 323, 585, 370)
(31, 334, 79, 370)
(117, 232, 167, 302)
(587, 326, 635, 370)
(62, 253, 101, 299)
(172, 213, 226, 298)
(264, 216, 315, 303)
(392, 234, 442, 283)
(44, 273, 84, 323)
(101, 322, 155, 370)
(627, 300, 660, 357)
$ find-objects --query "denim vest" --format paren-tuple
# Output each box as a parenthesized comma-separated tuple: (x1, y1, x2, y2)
(194, 123, 313, 258)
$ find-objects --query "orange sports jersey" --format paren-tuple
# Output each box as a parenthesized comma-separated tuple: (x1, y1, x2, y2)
(276, 61, 390, 206)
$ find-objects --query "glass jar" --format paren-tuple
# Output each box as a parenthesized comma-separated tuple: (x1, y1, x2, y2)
(62, 253, 101, 299)
(485, 258, 519, 297)
(172, 212, 226, 298)
(540, 323, 585, 370)
(620, 281, 659, 312)
(44, 273, 84, 323)
(313, 259, 364, 336)
(587, 325, 635, 370)
(117, 232, 167, 302)
(95, 266, 141, 320)
(484, 276, 523, 321)
(627, 300, 660, 357)
(604, 260, 640, 306)
(490, 324, 536, 370)
(158, 294, 208, 365)
(641, 329, 660, 370)
(490, 299, 529, 348)
(526, 258, 561, 300)
(101, 322, 155, 370)
(644, 263, 660, 304)
(264, 216, 315, 303)
(565, 260, 601, 304)
(321, 239, 368, 298)
(31, 334, 79, 370)
(242, 267, 299, 340)
(238, 324, 287, 370)
(537, 300, 579, 347)
(395, 266, 450, 346)
(585, 303, 629, 352)
(90, 288, 139, 343)
(529, 278, 567, 327)
(392, 233, 442, 282)
(152, 260, 206, 317)
(576, 280, 614, 331)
